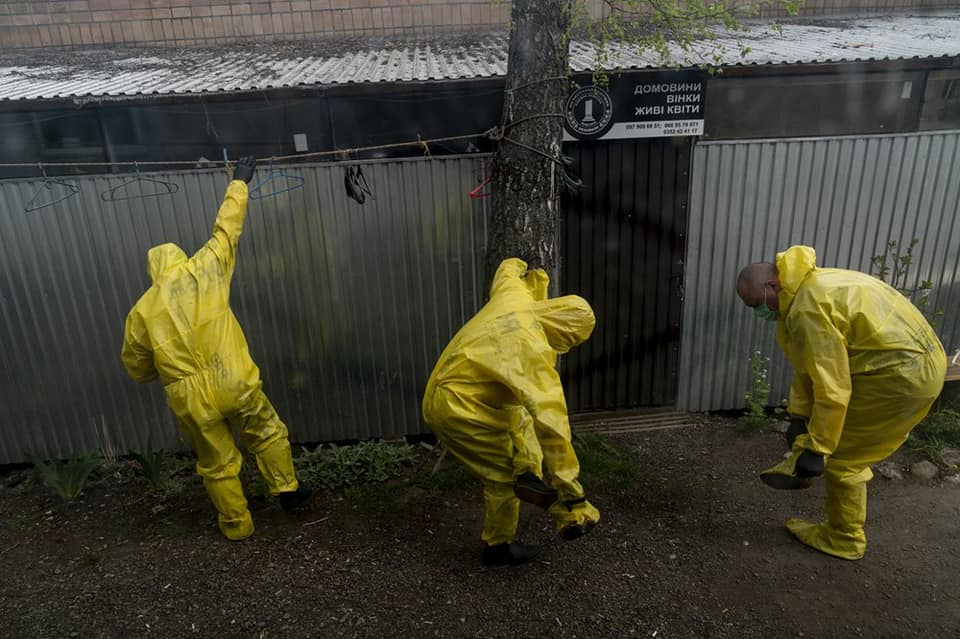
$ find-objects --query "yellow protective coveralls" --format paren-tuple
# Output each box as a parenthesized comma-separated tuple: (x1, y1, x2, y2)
(772, 245, 945, 559)
(121, 180, 298, 541)
(422, 258, 600, 546)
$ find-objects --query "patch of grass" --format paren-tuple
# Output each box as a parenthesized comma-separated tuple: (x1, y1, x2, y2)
(916, 409, 960, 447)
(907, 435, 945, 465)
(31, 453, 102, 501)
(159, 516, 190, 538)
(295, 440, 418, 490)
(415, 461, 477, 492)
(573, 433, 638, 491)
(908, 409, 960, 464)
(345, 481, 406, 514)
(80, 550, 100, 566)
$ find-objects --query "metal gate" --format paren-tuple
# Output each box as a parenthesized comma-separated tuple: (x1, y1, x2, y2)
(561, 138, 692, 411)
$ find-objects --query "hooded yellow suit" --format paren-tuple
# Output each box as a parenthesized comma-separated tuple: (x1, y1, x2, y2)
(121, 180, 298, 540)
(422, 258, 599, 545)
(773, 246, 945, 559)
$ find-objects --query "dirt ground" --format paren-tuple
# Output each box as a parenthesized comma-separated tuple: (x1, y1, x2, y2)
(1, 416, 959, 639)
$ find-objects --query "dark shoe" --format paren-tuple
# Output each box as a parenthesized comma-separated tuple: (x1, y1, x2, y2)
(278, 485, 315, 512)
(513, 472, 558, 510)
(481, 542, 540, 567)
(759, 472, 813, 490)
(785, 417, 808, 448)
(560, 520, 597, 541)
(795, 450, 825, 478)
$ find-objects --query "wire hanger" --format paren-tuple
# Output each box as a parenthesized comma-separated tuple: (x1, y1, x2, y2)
(248, 158, 305, 200)
(24, 162, 80, 212)
(100, 162, 180, 202)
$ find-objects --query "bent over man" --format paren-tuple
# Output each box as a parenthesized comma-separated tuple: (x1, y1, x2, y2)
(737, 245, 944, 560)
(423, 258, 600, 567)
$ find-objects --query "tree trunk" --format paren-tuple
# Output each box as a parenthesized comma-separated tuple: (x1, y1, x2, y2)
(486, 0, 572, 286)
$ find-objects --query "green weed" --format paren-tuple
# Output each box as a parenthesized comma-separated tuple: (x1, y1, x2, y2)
(131, 433, 185, 497)
(31, 453, 101, 501)
(739, 350, 771, 431)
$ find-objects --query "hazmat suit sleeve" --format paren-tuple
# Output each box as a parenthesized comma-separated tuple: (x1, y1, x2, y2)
(785, 305, 852, 456)
(194, 180, 249, 277)
(777, 324, 814, 418)
(787, 373, 814, 419)
(472, 332, 585, 498)
(121, 311, 158, 384)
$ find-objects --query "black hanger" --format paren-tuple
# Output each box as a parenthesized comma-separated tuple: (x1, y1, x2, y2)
(24, 163, 80, 212)
(100, 162, 179, 202)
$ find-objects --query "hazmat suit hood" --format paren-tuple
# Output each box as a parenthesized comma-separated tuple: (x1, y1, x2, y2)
(534, 295, 596, 354)
(776, 245, 817, 314)
(147, 243, 188, 283)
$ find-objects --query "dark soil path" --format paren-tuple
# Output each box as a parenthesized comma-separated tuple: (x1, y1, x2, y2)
(2, 418, 958, 638)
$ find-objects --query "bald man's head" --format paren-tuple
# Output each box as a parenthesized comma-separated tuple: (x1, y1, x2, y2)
(737, 262, 780, 309)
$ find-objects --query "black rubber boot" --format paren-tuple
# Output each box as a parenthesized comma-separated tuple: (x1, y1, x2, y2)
(513, 472, 558, 510)
(557, 497, 597, 541)
(278, 485, 315, 512)
(560, 521, 597, 541)
(481, 542, 540, 567)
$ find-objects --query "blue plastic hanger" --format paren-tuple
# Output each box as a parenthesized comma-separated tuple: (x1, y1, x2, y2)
(248, 158, 305, 200)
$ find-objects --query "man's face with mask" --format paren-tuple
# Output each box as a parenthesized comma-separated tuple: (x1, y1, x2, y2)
(737, 274, 781, 322)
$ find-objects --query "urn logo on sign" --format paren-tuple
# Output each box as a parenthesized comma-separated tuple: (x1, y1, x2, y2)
(565, 85, 614, 139)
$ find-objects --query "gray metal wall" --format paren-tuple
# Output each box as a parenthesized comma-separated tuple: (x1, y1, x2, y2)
(680, 130, 960, 412)
(0, 155, 490, 464)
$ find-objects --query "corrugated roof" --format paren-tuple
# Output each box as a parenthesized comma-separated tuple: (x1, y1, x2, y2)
(0, 13, 957, 103)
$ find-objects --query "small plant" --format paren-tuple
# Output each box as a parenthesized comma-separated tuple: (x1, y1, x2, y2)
(573, 433, 638, 491)
(295, 440, 418, 490)
(31, 453, 102, 500)
(131, 433, 164, 488)
(131, 433, 185, 497)
(739, 350, 771, 431)
(871, 238, 944, 326)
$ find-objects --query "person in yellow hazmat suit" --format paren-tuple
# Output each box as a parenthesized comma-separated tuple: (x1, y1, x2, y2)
(422, 257, 600, 567)
(737, 245, 945, 560)
(121, 156, 313, 541)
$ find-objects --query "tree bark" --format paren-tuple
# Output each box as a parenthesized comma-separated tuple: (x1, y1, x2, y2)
(486, 0, 572, 286)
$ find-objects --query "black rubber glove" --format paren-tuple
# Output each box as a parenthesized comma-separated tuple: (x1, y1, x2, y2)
(786, 416, 808, 448)
(233, 156, 257, 184)
(795, 450, 824, 478)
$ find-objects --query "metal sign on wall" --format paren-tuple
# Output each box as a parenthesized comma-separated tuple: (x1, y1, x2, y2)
(563, 71, 707, 141)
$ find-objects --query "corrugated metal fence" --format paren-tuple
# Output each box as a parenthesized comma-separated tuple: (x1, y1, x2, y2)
(0, 155, 490, 464)
(680, 130, 960, 411)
